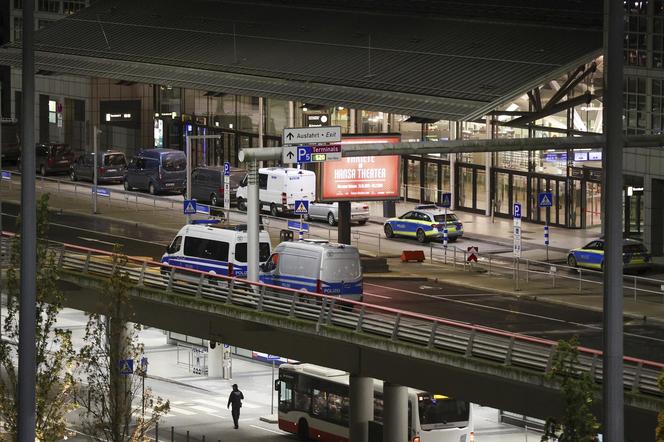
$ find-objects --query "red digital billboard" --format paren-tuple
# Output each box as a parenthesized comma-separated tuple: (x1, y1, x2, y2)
(319, 135, 401, 202)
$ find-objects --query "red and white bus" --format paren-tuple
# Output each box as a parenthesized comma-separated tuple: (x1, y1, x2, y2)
(276, 363, 474, 442)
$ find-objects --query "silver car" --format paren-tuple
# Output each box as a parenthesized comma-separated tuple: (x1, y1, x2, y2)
(305, 202, 370, 226)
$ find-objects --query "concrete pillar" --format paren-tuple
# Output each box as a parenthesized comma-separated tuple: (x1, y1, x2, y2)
(288, 101, 294, 128)
(338, 201, 351, 245)
(450, 121, 459, 210)
(383, 382, 408, 442)
(207, 341, 223, 378)
(349, 375, 373, 442)
(485, 116, 492, 216)
(381, 113, 389, 133)
(350, 109, 356, 133)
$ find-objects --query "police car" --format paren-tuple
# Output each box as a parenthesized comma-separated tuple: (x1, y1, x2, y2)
(567, 238, 651, 271)
(383, 206, 463, 243)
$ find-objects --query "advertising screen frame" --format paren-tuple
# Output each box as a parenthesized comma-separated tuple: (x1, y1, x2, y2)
(317, 134, 402, 202)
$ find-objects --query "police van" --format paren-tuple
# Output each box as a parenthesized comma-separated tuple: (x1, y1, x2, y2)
(235, 167, 316, 217)
(162, 223, 272, 278)
(259, 241, 363, 301)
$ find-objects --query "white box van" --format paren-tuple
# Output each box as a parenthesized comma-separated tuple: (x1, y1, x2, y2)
(236, 167, 316, 217)
(259, 241, 363, 302)
(162, 223, 272, 278)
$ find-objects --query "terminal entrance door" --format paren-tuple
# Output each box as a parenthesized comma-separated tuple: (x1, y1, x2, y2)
(529, 175, 567, 227)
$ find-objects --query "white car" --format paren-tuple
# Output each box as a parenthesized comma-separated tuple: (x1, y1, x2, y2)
(305, 202, 370, 226)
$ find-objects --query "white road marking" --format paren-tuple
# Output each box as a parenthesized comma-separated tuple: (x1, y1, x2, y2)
(77, 236, 117, 246)
(363, 291, 391, 299)
(189, 405, 217, 413)
(192, 398, 225, 408)
(365, 282, 664, 344)
(166, 406, 196, 416)
(249, 424, 288, 434)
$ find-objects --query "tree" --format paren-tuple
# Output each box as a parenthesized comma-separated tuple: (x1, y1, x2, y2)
(0, 194, 78, 441)
(541, 336, 600, 442)
(75, 249, 169, 441)
(657, 370, 664, 442)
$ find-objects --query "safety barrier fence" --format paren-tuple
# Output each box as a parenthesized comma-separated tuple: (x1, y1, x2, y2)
(1, 233, 662, 401)
(2, 170, 664, 303)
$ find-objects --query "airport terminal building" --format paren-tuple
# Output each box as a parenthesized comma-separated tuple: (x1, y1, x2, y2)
(1, 0, 663, 254)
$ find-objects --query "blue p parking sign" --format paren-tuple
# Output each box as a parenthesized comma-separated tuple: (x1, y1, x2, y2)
(513, 203, 522, 219)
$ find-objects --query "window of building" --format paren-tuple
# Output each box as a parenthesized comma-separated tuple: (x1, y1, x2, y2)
(14, 0, 23, 9)
(624, 76, 647, 134)
(652, 79, 664, 134)
(63, 0, 86, 15)
(624, 0, 649, 66)
(38, 0, 60, 13)
(48, 99, 57, 124)
(654, 16, 664, 68)
(13, 17, 23, 41)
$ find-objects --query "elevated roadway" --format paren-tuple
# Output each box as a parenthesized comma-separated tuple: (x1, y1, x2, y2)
(2, 238, 661, 441)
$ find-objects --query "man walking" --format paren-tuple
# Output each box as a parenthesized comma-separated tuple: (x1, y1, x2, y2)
(227, 384, 244, 429)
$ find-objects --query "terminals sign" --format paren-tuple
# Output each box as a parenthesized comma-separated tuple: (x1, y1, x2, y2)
(538, 192, 553, 208)
(294, 200, 309, 215)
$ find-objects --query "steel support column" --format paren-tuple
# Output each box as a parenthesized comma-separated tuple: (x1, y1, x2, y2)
(247, 160, 259, 282)
(338, 201, 351, 245)
(602, 0, 625, 440)
(383, 382, 408, 442)
(349, 374, 373, 442)
(18, 0, 36, 439)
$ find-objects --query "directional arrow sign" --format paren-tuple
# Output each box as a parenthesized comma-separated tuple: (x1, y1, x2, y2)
(282, 126, 341, 145)
(282, 146, 298, 164)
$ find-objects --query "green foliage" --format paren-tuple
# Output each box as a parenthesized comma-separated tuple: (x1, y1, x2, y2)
(0, 194, 78, 441)
(657, 370, 664, 442)
(541, 336, 600, 442)
(76, 248, 169, 442)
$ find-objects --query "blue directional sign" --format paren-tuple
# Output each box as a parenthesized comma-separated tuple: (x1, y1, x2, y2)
(538, 192, 553, 208)
(223, 161, 231, 176)
(183, 199, 197, 215)
(294, 200, 309, 215)
(119, 359, 134, 375)
(1, 171, 11, 181)
(440, 192, 452, 209)
(513, 203, 522, 219)
(140, 357, 148, 374)
(287, 220, 309, 232)
(297, 146, 312, 163)
(93, 187, 111, 198)
(196, 204, 210, 215)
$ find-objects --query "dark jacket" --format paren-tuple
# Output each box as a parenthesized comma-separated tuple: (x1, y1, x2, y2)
(227, 390, 244, 409)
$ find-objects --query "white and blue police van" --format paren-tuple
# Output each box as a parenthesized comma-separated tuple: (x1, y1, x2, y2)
(162, 223, 272, 278)
(259, 240, 363, 302)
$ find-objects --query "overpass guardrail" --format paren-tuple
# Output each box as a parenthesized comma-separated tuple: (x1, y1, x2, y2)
(1, 233, 663, 402)
(2, 169, 664, 304)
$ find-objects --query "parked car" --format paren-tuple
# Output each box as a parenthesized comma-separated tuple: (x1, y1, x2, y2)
(236, 167, 316, 216)
(305, 202, 370, 226)
(70, 150, 127, 183)
(124, 148, 186, 195)
(383, 208, 463, 243)
(23, 143, 75, 176)
(567, 238, 652, 271)
(0, 121, 21, 163)
(190, 166, 245, 206)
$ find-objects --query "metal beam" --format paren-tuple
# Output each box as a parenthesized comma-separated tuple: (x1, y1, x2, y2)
(238, 135, 664, 163)
(544, 63, 596, 110)
(499, 92, 594, 128)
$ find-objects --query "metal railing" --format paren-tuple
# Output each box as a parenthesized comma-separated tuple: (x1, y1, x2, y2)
(2, 235, 662, 401)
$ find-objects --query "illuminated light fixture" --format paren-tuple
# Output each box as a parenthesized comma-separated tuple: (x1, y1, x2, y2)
(215, 121, 220, 127)
(105, 113, 111, 122)
(228, 123, 234, 129)
(627, 186, 633, 196)
(302, 107, 308, 112)
(154, 112, 159, 117)
(123, 113, 131, 118)
(337, 106, 345, 110)
(171, 111, 177, 119)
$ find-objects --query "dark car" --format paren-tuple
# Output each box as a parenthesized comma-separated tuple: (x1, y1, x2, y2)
(0, 121, 21, 163)
(25, 143, 75, 176)
(124, 148, 186, 195)
(70, 150, 127, 183)
(190, 166, 245, 206)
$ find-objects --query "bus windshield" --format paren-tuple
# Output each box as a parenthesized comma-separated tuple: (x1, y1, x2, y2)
(417, 393, 469, 428)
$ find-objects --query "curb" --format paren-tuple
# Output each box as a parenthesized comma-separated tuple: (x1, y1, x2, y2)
(259, 415, 279, 424)
(146, 374, 212, 392)
(364, 275, 429, 281)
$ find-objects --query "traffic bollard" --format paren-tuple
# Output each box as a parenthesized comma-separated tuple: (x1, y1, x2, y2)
(155, 422, 159, 442)
(171, 426, 174, 442)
